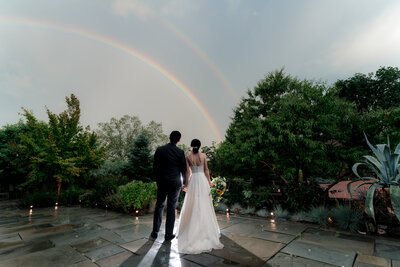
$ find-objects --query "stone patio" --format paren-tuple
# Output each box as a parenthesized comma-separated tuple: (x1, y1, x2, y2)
(0, 200, 398, 267)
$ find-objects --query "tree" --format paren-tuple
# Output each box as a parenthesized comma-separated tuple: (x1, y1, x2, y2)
(124, 134, 153, 182)
(336, 66, 400, 112)
(17, 94, 104, 200)
(0, 121, 29, 193)
(96, 115, 168, 160)
(214, 69, 361, 186)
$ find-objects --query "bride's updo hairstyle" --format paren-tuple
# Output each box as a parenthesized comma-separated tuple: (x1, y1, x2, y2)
(190, 139, 201, 154)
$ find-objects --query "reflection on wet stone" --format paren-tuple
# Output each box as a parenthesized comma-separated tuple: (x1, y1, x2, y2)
(0, 202, 399, 267)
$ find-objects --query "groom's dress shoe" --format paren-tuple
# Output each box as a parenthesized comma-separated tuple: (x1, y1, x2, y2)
(164, 234, 175, 241)
(150, 232, 158, 239)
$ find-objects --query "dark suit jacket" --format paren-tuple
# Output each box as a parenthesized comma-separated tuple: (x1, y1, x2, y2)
(153, 143, 186, 188)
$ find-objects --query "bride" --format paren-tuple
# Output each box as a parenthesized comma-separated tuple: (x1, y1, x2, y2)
(177, 139, 224, 254)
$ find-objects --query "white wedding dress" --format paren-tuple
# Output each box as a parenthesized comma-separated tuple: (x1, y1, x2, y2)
(177, 159, 224, 254)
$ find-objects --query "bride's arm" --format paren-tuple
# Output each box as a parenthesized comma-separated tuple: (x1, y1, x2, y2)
(184, 157, 191, 188)
(203, 154, 212, 187)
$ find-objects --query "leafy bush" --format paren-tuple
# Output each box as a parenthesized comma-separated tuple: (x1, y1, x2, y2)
(87, 175, 129, 207)
(223, 177, 274, 209)
(331, 205, 363, 232)
(111, 181, 157, 213)
(224, 177, 251, 206)
(249, 186, 275, 209)
(283, 179, 326, 212)
(89, 159, 126, 178)
(59, 186, 87, 205)
(19, 192, 57, 208)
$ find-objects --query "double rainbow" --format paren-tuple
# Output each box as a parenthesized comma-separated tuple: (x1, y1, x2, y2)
(0, 16, 223, 141)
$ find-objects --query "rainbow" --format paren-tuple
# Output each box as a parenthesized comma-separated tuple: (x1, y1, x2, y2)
(0, 16, 223, 141)
(159, 19, 239, 102)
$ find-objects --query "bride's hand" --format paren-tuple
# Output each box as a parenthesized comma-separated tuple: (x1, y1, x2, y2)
(182, 186, 188, 192)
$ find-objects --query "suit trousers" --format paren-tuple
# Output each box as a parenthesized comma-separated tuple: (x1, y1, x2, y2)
(152, 183, 181, 236)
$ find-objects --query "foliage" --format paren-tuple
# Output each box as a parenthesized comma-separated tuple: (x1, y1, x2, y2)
(221, 177, 275, 209)
(273, 205, 290, 219)
(89, 158, 126, 178)
(0, 121, 29, 191)
(201, 142, 218, 176)
(283, 179, 326, 212)
(308, 205, 330, 227)
(19, 192, 57, 208)
(112, 181, 157, 213)
(256, 209, 269, 217)
(96, 115, 167, 160)
(215, 69, 360, 188)
(331, 205, 363, 232)
(16, 94, 104, 193)
(124, 134, 153, 182)
(177, 143, 191, 154)
(89, 175, 128, 207)
(291, 211, 312, 222)
(349, 133, 400, 222)
(59, 186, 88, 205)
(210, 176, 227, 206)
(336, 66, 400, 112)
(223, 177, 251, 206)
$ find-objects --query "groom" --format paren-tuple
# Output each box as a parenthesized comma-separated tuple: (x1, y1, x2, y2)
(151, 130, 187, 241)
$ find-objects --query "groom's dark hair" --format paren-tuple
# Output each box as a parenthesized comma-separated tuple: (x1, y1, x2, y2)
(169, 131, 181, 144)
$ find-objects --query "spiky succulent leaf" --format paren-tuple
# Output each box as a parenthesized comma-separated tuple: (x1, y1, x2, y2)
(365, 184, 378, 222)
(390, 185, 400, 222)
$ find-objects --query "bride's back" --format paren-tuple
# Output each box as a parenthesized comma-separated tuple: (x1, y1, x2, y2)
(187, 152, 204, 167)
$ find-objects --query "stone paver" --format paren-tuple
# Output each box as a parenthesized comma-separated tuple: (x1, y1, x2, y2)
(393, 260, 400, 267)
(71, 237, 111, 253)
(266, 252, 337, 267)
(95, 250, 134, 267)
(374, 237, 400, 261)
(296, 228, 374, 255)
(0, 245, 86, 267)
(354, 254, 390, 267)
(0, 240, 54, 261)
(0, 201, 399, 267)
(84, 243, 127, 261)
(282, 241, 356, 267)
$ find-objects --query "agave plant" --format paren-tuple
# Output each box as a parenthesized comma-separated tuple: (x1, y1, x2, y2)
(348, 133, 400, 222)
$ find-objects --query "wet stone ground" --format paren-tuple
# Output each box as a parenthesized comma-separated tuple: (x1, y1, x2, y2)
(0, 200, 399, 267)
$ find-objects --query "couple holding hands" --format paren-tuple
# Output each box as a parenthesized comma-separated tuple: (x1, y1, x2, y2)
(151, 131, 223, 254)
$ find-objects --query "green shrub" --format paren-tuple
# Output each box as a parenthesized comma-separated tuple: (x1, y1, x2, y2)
(59, 186, 87, 205)
(273, 205, 290, 219)
(224, 177, 251, 206)
(112, 181, 157, 213)
(291, 211, 312, 222)
(283, 179, 325, 212)
(331, 205, 363, 232)
(309, 206, 330, 226)
(19, 192, 57, 208)
(87, 175, 129, 207)
(223, 177, 274, 209)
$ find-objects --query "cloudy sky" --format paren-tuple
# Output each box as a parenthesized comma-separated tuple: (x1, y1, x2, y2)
(1, 0, 400, 145)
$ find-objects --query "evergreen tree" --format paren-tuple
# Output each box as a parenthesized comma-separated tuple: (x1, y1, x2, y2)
(125, 134, 153, 182)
